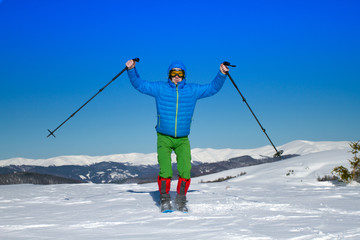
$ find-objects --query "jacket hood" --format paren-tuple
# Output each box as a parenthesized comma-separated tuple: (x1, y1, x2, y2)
(168, 60, 186, 76)
(167, 60, 186, 88)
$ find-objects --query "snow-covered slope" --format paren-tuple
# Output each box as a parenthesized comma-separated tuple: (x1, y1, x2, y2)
(0, 140, 349, 167)
(1, 142, 359, 240)
(196, 149, 351, 185)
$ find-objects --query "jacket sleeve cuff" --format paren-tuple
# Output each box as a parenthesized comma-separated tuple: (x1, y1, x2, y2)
(127, 67, 139, 78)
(218, 71, 227, 78)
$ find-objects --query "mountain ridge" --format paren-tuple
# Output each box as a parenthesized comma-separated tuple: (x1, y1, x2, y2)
(0, 140, 349, 167)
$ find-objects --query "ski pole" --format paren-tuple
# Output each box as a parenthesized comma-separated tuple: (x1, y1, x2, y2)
(223, 61, 283, 158)
(47, 58, 140, 138)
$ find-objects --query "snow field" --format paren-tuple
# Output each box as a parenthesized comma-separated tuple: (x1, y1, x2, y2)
(1, 143, 360, 239)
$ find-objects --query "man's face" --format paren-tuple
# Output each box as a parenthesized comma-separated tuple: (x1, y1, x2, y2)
(170, 68, 184, 85)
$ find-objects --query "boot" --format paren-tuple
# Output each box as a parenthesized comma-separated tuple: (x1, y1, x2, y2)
(175, 177, 191, 212)
(158, 176, 172, 212)
(160, 194, 172, 212)
(175, 194, 188, 212)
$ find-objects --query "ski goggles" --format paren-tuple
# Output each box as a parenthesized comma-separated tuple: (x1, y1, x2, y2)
(169, 70, 185, 78)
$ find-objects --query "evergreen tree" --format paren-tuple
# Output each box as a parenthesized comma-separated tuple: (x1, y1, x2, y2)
(332, 140, 360, 183)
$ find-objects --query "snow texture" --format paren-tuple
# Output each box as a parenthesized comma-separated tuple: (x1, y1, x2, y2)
(1, 141, 359, 239)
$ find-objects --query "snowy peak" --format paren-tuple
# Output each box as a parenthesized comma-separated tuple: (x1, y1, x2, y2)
(279, 140, 349, 155)
(0, 140, 350, 167)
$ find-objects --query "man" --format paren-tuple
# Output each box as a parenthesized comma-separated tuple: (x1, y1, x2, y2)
(126, 59, 229, 212)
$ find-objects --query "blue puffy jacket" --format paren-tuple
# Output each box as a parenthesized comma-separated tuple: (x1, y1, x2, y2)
(127, 61, 226, 137)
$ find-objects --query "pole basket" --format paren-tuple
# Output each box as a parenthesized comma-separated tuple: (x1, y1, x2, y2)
(47, 129, 56, 138)
(273, 150, 284, 158)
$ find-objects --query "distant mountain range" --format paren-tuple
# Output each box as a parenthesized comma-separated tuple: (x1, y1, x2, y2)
(0, 140, 349, 184)
(0, 155, 297, 184)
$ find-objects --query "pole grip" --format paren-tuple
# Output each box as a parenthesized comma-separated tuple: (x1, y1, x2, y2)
(222, 61, 236, 67)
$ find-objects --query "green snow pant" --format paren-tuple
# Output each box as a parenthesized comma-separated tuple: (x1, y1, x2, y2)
(157, 132, 192, 179)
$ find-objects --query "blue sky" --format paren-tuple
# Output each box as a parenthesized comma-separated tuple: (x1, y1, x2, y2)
(1, 0, 359, 160)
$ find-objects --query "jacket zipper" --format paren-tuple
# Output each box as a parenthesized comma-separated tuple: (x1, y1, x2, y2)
(175, 85, 179, 137)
